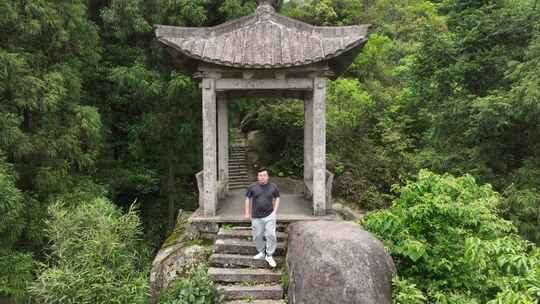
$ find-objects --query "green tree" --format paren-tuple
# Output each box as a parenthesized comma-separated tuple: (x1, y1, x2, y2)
(0, 0, 103, 252)
(0, 153, 34, 301)
(29, 197, 150, 303)
(362, 170, 540, 303)
(157, 264, 224, 304)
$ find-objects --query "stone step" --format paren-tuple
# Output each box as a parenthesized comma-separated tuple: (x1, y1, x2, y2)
(229, 161, 248, 165)
(229, 180, 249, 183)
(219, 285, 283, 301)
(218, 228, 288, 242)
(229, 184, 249, 189)
(229, 174, 249, 178)
(229, 177, 249, 181)
(229, 153, 246, 157)
(214, 238, 287, 256)
(226, 300, 286, 304)
(229, 171, 248, 175)
(229, 180, 250, 184)
(229, 151, 246, 155)
(229, 185, 250, 190)
(229, 159, 247, 163)
(229, 167, 248, 171)
(228, 173, 249, 177)
(229, 172, 248, 177)
(225, 225, 288, 233)
(229, 177, 248, 182)
(229, 178, 250, 183)
(209, 253, 284, 269)
(208, 267, 281, 283)
(229, 168, 248, 173)
(229, 164, 248, 168)
(230, 176, 249, 179)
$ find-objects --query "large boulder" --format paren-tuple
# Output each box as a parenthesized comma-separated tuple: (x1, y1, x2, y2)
(149, 211, 211, 302)
(246, 129, 271, 167)
(287, 221, 395, 304)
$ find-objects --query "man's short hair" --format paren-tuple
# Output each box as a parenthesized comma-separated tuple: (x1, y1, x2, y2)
(257, 167, 268, 174)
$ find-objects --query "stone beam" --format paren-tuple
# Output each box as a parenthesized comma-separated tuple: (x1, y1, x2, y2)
(215, 78, 313, 91)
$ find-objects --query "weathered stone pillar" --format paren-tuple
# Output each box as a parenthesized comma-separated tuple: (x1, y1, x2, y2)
(202, 78, 217, 216)
(217, 93, 229, 191)
(312, 77, 327, 216)
(304, 94, 313, 184)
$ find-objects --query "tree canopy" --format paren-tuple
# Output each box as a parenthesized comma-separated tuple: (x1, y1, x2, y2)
(1, 0, 540, 302)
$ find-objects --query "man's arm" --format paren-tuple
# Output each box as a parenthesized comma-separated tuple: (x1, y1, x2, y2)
(272, 184, 280, 215)
(272, 197, 280, 215)
(244, 197, 251, 219)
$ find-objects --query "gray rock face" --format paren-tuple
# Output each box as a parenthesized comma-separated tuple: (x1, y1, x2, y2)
(149, 211, 211, 302)
(286, 221, 395, 304)
(149, 244, 210, 301)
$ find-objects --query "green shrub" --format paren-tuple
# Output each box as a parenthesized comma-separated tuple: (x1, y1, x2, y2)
(501, 186, 540, 245)
(157, 264, 224, 304)
(28, 198, 150, 303)
(0, 154, 24, 248)
(255, 101, 304, 178)
(0, 249, 34, 302)
(362, 170, 540, 303)
(500, 159, 540, 244)
(392, 276, 426, 304)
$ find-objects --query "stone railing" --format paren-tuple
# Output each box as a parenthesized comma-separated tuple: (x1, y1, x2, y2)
(195, 170, 204, 210)
(303, 170, 334, 212)
(195, 170, 229, 213)
(217, 169, 228, 200)
(325, 170, 334, 210)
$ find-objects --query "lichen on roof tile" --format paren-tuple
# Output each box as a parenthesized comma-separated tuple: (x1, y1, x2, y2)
(155, 1, 369, 70)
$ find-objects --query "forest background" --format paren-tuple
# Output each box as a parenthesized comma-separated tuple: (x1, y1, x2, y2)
(1, 0, 540, 303)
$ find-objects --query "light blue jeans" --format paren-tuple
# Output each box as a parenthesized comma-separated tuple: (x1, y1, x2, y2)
(251, 212, 277, 256)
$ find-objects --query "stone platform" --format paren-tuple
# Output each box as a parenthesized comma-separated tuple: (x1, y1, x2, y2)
(190, 189, 339, 224)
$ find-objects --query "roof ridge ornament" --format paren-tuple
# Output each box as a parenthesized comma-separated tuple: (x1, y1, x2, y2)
(256, 0, 276, 14)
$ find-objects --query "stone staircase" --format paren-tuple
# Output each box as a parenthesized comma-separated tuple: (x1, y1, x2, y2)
(229, 129, 251, 190)
(208, 225, 288, 303)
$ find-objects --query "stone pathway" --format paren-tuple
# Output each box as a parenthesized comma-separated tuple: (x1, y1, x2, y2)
(208, 225, 288, 303)
(229, 129, 251, 190)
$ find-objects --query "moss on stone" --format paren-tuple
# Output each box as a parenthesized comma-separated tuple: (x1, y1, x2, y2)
(162, 211, 192, 249)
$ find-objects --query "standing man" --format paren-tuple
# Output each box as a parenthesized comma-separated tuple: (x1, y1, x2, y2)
(244, 168, 280, 268)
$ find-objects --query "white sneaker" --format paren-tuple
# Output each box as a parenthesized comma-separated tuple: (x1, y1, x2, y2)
(265, 255, 277, 268)
(253, 252, 265, 260)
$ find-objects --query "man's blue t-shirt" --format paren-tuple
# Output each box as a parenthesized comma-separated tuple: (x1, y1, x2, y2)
(245, 182, 280, 218)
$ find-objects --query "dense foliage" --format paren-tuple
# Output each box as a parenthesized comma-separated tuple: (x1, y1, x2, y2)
(253, 0, 540, 244)
(1, 0, 539, 302)
(157, 265, 224, 304)
(362, 170, 540, 303)
(28, 198, 150, 303)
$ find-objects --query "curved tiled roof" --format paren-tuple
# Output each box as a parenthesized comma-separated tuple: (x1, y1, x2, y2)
(155, 3, 369, 70)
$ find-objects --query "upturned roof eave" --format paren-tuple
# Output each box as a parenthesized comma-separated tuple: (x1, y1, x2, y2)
(154, 11, 370, 72)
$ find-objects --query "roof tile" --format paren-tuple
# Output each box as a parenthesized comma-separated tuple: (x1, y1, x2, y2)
(155, 8, 369, 69)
